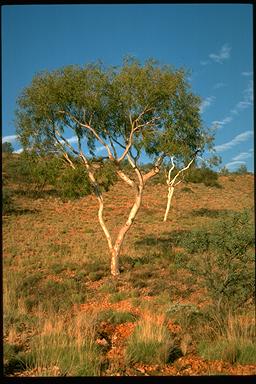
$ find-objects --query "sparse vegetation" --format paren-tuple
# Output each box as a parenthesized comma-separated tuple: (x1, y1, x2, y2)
(3, 151, 255, 376)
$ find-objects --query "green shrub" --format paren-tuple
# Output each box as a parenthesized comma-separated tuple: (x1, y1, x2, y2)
(181, 186, 194, 193)
(2, 142, 14, 153)
(166, 303, 208, 331)
(4, 152, 117, 200)
(56, 164, 91, 200)
(179, 210, 255, 309)
(17, 272, 87, 313)
(94, 160, 117, 192)
(234, 164, 248, 175)
(184, 166, 221, 187)
(8, 152, 61, 196)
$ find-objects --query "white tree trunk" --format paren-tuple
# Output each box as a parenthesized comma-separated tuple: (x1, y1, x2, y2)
(163, 157, 195, 222)
(163, 186, 174, 222)
(110, 185, 143, 275)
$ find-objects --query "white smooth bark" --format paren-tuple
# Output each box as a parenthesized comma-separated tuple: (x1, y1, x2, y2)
(56, 109, 164, 276)
(163, 157, 195, 222)
(163, 186, 175, 222)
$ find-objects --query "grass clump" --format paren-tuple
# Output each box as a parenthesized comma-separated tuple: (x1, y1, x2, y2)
(22, 312, 102, 376)
(125, 313, 175, 365)
(198, 313, 256, 365)
(97, 309, 137, 325)
(166, 303, 207, 332)
(109, 291, 129, 303)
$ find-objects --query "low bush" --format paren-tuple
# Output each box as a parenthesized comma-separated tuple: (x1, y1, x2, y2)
(174, 210, 255, 309)
(166, 303, 208, 331)
(4, 152, 117, 200)
(184, 166, 221, 187)
(55, 165, 91, 200)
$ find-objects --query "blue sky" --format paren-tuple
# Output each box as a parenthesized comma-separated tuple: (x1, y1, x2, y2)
(2, 4, 254, 171)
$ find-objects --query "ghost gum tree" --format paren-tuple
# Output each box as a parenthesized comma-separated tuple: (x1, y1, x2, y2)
(15, 57, 213, 276)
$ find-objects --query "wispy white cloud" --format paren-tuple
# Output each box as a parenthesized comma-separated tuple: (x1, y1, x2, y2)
(200, 60, 210, 66)
(13, 148, 24, 154)
(214, 130, 253, 153)
(212, 81, 253, 129)
(230, 80, 253, 115)
(95, 145, 106, 153)
(2, 135, 17, 143)
(225, 160, 246, 170)
(58, 136, 79, 145)
(209, 44, 231, 64)
(232, 151, 252, 161)
(67, 136, 78, 144)
(211, 116, 233, 129)
(200, 96, 216, 114)
(213, 82, 226, 90)
(241, 71, 253, 77)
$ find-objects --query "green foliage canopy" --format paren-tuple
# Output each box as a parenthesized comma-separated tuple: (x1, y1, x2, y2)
(2, 142, 14, 154)
(15, 58, 213, 165)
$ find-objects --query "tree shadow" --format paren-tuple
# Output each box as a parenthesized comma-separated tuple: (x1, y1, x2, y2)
(134, 229, 190, 249)
(3, 207, 40, 216)
(190, 208, 235, 218)
(14, 189, 59, 199)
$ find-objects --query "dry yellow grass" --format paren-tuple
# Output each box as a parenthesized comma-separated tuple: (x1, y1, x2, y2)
(3, 170, 255, 376)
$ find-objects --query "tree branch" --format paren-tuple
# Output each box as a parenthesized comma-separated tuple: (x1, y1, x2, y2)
(127, 153, 144, 188)
(168, 157, 195, 187)
(143, 155, 165, 183)
(54, 129, 80, 156)
(63, 152, 76, 169)
(79, 150, 113, 251)
(58, 110, 115, 160)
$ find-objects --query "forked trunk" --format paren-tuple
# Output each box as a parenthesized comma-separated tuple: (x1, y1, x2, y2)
(109, 185, 143, 276)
